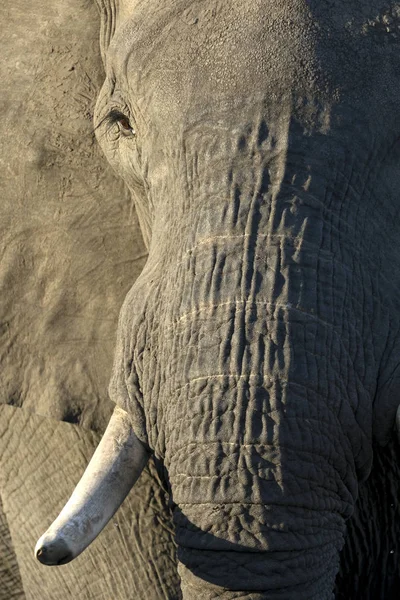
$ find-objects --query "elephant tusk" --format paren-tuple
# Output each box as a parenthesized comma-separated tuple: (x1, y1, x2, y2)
(34, 406, 149, 566)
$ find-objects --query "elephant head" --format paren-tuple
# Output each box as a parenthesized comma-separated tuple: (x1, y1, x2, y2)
(36, 1, 400, 598)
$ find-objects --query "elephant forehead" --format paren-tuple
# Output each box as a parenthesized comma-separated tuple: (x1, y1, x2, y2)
(109, 2, 329, 120)
(108, 0, 400, 131)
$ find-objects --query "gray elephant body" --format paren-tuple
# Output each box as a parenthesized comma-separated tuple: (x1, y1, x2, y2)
(90, 1, 400, 598)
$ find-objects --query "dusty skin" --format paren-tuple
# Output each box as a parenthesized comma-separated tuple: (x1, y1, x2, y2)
(2, 0, 400, 599)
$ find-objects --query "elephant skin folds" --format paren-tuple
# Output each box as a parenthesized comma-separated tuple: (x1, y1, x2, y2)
(96, 1, 400, 597)
(107, 125, 377, 597)
(4, 0, 400, 598)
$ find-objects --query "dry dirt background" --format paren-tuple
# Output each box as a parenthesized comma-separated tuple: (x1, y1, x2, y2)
(0, 2, 181, 599)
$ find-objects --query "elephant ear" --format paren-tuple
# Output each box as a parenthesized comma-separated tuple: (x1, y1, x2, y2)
(373, 362, 400, 446)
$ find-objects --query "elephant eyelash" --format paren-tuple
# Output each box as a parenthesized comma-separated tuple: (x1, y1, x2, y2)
(106, 109, 131, 127)
(95, 109, 135, 137)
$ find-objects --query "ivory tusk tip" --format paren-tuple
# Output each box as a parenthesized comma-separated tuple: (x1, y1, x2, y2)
(35, 535, 73, 566)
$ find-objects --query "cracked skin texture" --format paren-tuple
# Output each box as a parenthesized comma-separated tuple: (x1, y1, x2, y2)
(1, 0, 400, 599)
(96, 0, 400, 598)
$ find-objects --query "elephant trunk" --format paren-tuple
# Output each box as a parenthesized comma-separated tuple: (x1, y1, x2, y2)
(148, 171, 372, 597)
(107, 126, 374, 596)
(35, 406, 149, 565)
(166, 319, 360, 598)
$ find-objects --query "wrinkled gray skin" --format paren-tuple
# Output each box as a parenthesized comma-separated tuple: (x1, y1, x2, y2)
(35, 0, 400, 598)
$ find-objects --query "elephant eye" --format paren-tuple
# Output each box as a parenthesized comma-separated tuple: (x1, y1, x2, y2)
(119, 117, 132, 131)
(106, 109, 135, 137)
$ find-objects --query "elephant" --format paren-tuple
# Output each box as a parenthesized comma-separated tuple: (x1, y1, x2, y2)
(32, 0, 400, 598)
